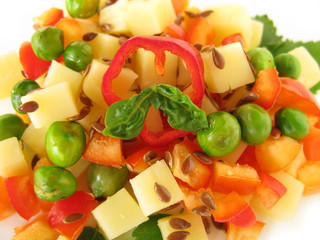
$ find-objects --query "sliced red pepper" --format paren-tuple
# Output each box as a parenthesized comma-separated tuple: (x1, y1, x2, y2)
(270, 77, 320, 116)
(19, 41, 52, 80)
(102, 36, 205, 146)
(251, 68, 281, 110)
(48, 191, 97, 240)
(5, 173, 41, 220)
(221, 33, 246, 48)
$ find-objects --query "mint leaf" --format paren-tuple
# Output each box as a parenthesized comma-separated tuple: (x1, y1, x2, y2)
(254, 15, 283, 47)
(77, 226, 105, 240)
(132, 214, 169, 240)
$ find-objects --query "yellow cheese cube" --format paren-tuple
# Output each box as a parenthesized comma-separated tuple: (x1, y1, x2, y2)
(92, 188, 148, 239)
(247, 19, 264, 50)
(130, 160, 184, 216)
(122, 0, 176, 36)
(0, 51, 23, 99)
(88, 33, 121, 61)
(205, 4, 252, 47)
(201, 42, 255, 93)
(0, 137, 30, 178)
(135, 49, 178, 89)
(158, 212, 208, 240)
(21, 123, 49, 156)
(289, 46, 320, 89)
(44, 61, 83, 97)
(21, 82, 79, 128)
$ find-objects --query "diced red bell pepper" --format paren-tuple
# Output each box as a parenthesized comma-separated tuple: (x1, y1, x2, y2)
(48, 191, 97, 240)
(5, 173, 41, 220)
(187, 16, 215, 46)
(102, 36, 205, 146)
(211, 191, 256, 228)
(171, 137, 211, 189)
(83, 131, 124, 165)
(255, 172, 287, 209)
(236, 145, 260, 171)
(33, 7, 64, 27)
(226, 221, 265, 239)
(0, 176, 15, 221)
(251, 68, 281, 110)
(19, 41, 52, 80)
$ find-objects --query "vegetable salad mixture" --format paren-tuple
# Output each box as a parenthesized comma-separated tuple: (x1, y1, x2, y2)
(0, 0, 320, 239)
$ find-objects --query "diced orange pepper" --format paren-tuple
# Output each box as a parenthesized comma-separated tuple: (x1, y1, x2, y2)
(187, 16, 215, 46)
(0, 176, 15, 221)
(210, 160, 260, 195)
(302, 126, 320, 161)
(221, 33, 246, 49)
(83, 131, 124, 165)
(251, 68, 281, 110)
(163, 23, 187, 41)
(33, 7, 64, 27)
(171, 0, 189, 14)
(55, 18, 83, 47)
(211, 191, 256, 228)
(181, 7, 201, 33)
(236, 145, 260, 171)
(171, 137, 211, 189)
(298, 161, 320, 195)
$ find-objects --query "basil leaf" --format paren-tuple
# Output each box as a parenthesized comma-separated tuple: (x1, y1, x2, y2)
(103, 88, 153, 140)
(152, 84, 208, 131)
(77, 226, 105, 240)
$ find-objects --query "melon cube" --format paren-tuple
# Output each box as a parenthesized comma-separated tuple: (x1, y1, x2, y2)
(83, 59, 137, 109)
(135, 49, 178, 89)
(88, 33, 121, 61)
(21, 82, 79, 128)
(21, 123, 49, 156)
(158, 212, 208, 240)
(0, 137, 30, 178)
(204, 4, 253, 47)
(201, 42, 255, 93)
(99, 0, 131, 35)
(92, 188, 148, 240)
(44, 61, 83, 97)
(0, 51, 23, 99)
(250, 171, 304, 221)
(122, 0, 176, 36)
(289, 46, 320, 89)
(130, 160, 184, 216)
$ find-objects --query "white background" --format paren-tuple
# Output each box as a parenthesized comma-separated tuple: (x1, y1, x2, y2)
(1, 0, 320, 239)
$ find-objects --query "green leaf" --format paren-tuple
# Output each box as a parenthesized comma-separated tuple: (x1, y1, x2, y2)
(77, 226, 105, 240)
(254, 15, 283, 47)
(152, 84, 208, 131)
(132, 214, 169, 240)
(103, 88, 153, 140)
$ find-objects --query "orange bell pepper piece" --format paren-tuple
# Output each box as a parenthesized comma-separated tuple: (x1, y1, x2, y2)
(187, 16, 215, 46)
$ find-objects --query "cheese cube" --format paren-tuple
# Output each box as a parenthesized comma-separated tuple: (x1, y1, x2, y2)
(92, 188, 148, 239)
(0, 137, 30, 178)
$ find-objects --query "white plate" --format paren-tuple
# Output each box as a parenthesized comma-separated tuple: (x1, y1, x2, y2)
(1, 0, 320, 239)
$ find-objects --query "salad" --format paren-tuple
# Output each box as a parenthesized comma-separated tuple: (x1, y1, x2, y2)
(1, 0, 320, 240)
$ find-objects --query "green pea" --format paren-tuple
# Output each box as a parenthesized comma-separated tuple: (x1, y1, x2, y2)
(0, 114, 26, 141)
(31, 26, 64, 61)
(87, 163, 129, 198)
(45, 121, 86, 167)
(233, 103, 272, 145)
(247, 47, 275, 76)
(66, 0, 100, 19)
(63, 41, 93, 72)
(274, 53, 301, 79)
(197, 111, 241, 157)
(11, 79, 40, 114)
(275, 107, 309, 141)
(34, 165, 77, 202)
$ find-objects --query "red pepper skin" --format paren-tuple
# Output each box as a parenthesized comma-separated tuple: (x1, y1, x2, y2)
(19, 41, 52, 80)
(102, 36, 205, 146)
